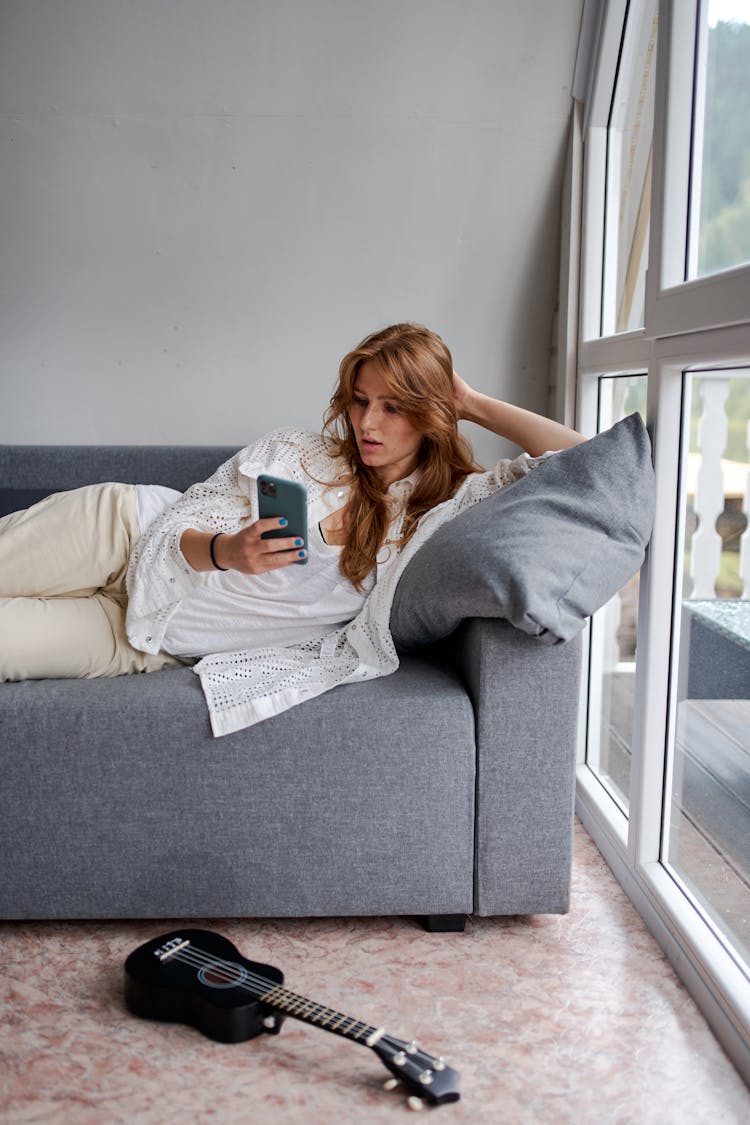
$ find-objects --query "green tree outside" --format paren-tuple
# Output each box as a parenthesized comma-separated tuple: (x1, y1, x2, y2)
(698, 20, 750, 275)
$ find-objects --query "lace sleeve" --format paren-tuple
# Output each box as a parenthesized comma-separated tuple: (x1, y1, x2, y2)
(124, 447, 254, 651)
(448, 449, 555, 514)
(125, 428, 333, 654)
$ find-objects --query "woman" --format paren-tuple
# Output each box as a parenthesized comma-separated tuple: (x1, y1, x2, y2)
(0, 323, 582, 731)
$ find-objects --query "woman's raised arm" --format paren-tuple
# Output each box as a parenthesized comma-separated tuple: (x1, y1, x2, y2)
(453, 372, 584, 456)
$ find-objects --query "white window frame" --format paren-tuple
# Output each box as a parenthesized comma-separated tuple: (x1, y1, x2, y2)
(571, 0, 750, 1082)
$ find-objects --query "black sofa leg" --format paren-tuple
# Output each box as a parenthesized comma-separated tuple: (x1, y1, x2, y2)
(419, 914, 466, 933)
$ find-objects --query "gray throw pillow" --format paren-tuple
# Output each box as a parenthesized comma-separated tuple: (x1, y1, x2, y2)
(390, 412, 655, 650)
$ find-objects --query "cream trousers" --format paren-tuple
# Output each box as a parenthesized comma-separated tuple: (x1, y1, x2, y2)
(0, 483, 181, 681)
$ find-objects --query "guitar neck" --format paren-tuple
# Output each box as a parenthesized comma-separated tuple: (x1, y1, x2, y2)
(258, 981, 384, 1048)
(125, 929, 461, 1107)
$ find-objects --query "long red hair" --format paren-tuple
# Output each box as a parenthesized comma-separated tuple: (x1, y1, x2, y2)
(323, 323, 481, 590)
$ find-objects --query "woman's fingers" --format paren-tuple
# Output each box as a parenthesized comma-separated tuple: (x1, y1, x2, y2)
(227, 519, 306, 573)
(452, 370, 473, 419)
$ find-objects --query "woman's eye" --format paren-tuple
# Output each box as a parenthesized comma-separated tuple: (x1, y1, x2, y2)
(353, 396, 367, 408)
(384, 402, 400, 414)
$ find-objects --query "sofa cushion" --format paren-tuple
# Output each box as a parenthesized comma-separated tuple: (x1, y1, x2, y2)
(0, 659, 477, 918)
(390, 412, 654, 649)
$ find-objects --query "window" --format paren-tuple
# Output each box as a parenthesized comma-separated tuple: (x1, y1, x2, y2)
(688, 3, 750, 277)
(573, 0, 750, 1080)
(602, 1, 658, 333)
(664, 369, 750, 966)
(585, 373, 647, 811)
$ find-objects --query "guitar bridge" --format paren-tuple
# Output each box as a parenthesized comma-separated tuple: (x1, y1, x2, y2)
(155, 938, 190, 961)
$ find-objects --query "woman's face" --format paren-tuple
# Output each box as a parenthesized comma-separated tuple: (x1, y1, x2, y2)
(347, 361, 424, 487)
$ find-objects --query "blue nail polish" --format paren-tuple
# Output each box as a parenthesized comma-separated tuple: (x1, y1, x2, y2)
(298, 550, 306, 558)
(279, 518, 288, 526)
(294, 538, 303, 546)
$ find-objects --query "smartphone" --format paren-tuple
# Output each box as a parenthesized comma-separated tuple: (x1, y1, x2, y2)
(257, 475, 308, 564)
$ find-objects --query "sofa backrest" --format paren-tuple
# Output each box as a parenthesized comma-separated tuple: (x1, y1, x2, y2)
(0, 445, 237, 517)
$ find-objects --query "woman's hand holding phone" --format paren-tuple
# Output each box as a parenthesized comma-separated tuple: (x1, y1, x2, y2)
(212, 520, 307, 574)
(180, 476, 308, 574)
(256, 476, 308, 566)
(179, 519, 306, 574)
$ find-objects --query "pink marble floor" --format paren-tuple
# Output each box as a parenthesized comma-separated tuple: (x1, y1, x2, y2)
(1, 820, 748, 1124)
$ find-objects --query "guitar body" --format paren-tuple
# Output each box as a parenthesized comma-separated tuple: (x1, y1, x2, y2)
(124, 928, 460, 1106)
(124, 928, 286, 1044)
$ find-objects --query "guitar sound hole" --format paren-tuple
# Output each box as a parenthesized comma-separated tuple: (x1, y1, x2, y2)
(197, 962, 247, 990)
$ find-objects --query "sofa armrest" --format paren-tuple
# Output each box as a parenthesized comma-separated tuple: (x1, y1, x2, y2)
(450, 618, 582, 915)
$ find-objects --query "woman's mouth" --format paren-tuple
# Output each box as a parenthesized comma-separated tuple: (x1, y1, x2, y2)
(362, 438, 382, 450)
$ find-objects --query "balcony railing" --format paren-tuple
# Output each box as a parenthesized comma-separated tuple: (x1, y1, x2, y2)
(688, 377, 750, 602)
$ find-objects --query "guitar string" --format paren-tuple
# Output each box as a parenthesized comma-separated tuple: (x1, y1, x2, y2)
(167, 946, 414, 1053)
(166, 946, 380, 1038)
(150, 943, 425, 1057)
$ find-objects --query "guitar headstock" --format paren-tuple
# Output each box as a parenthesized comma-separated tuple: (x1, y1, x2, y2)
(372, 1034, 460, 1107)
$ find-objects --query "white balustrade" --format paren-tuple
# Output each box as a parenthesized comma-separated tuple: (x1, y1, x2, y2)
(740, 420, 750, 599)
(689, 379, 729, 600)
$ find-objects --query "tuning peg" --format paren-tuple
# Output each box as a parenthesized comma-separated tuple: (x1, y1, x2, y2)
(383, 1078, 400, 1091)
(407, 1095, 426, 1112)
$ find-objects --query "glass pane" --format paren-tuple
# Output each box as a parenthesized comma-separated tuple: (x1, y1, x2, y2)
(664, 370, 750, 968)
(689, 2, 750, 278)
(602, 0, 658, 335)
(585, 374, 648, 812)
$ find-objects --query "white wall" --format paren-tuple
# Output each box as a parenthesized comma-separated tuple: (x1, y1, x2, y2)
(0, 0, 583, 467)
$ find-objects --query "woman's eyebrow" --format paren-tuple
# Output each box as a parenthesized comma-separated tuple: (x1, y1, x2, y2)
(352, 385, 397, 401)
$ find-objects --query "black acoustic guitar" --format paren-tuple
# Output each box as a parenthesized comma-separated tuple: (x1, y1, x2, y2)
(124, 929, 460, 1109)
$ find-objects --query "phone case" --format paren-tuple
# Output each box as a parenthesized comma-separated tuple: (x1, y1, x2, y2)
(257, 475, 308, 564)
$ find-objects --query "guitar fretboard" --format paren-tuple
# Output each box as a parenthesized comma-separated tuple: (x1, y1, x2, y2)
(259, 982, 384, 1046)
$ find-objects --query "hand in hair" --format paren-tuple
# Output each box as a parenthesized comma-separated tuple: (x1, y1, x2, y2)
(452, 370, 473, 421)
(451, 370, 583, 455)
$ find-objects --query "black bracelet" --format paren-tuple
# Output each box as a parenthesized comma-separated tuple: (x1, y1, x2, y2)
(209, 532, 228, 571)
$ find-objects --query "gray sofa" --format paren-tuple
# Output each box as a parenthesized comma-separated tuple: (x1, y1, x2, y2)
(0, 443, 584, 928)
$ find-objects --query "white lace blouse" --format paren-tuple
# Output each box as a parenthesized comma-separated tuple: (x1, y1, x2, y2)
(125, 428, 546, 737)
